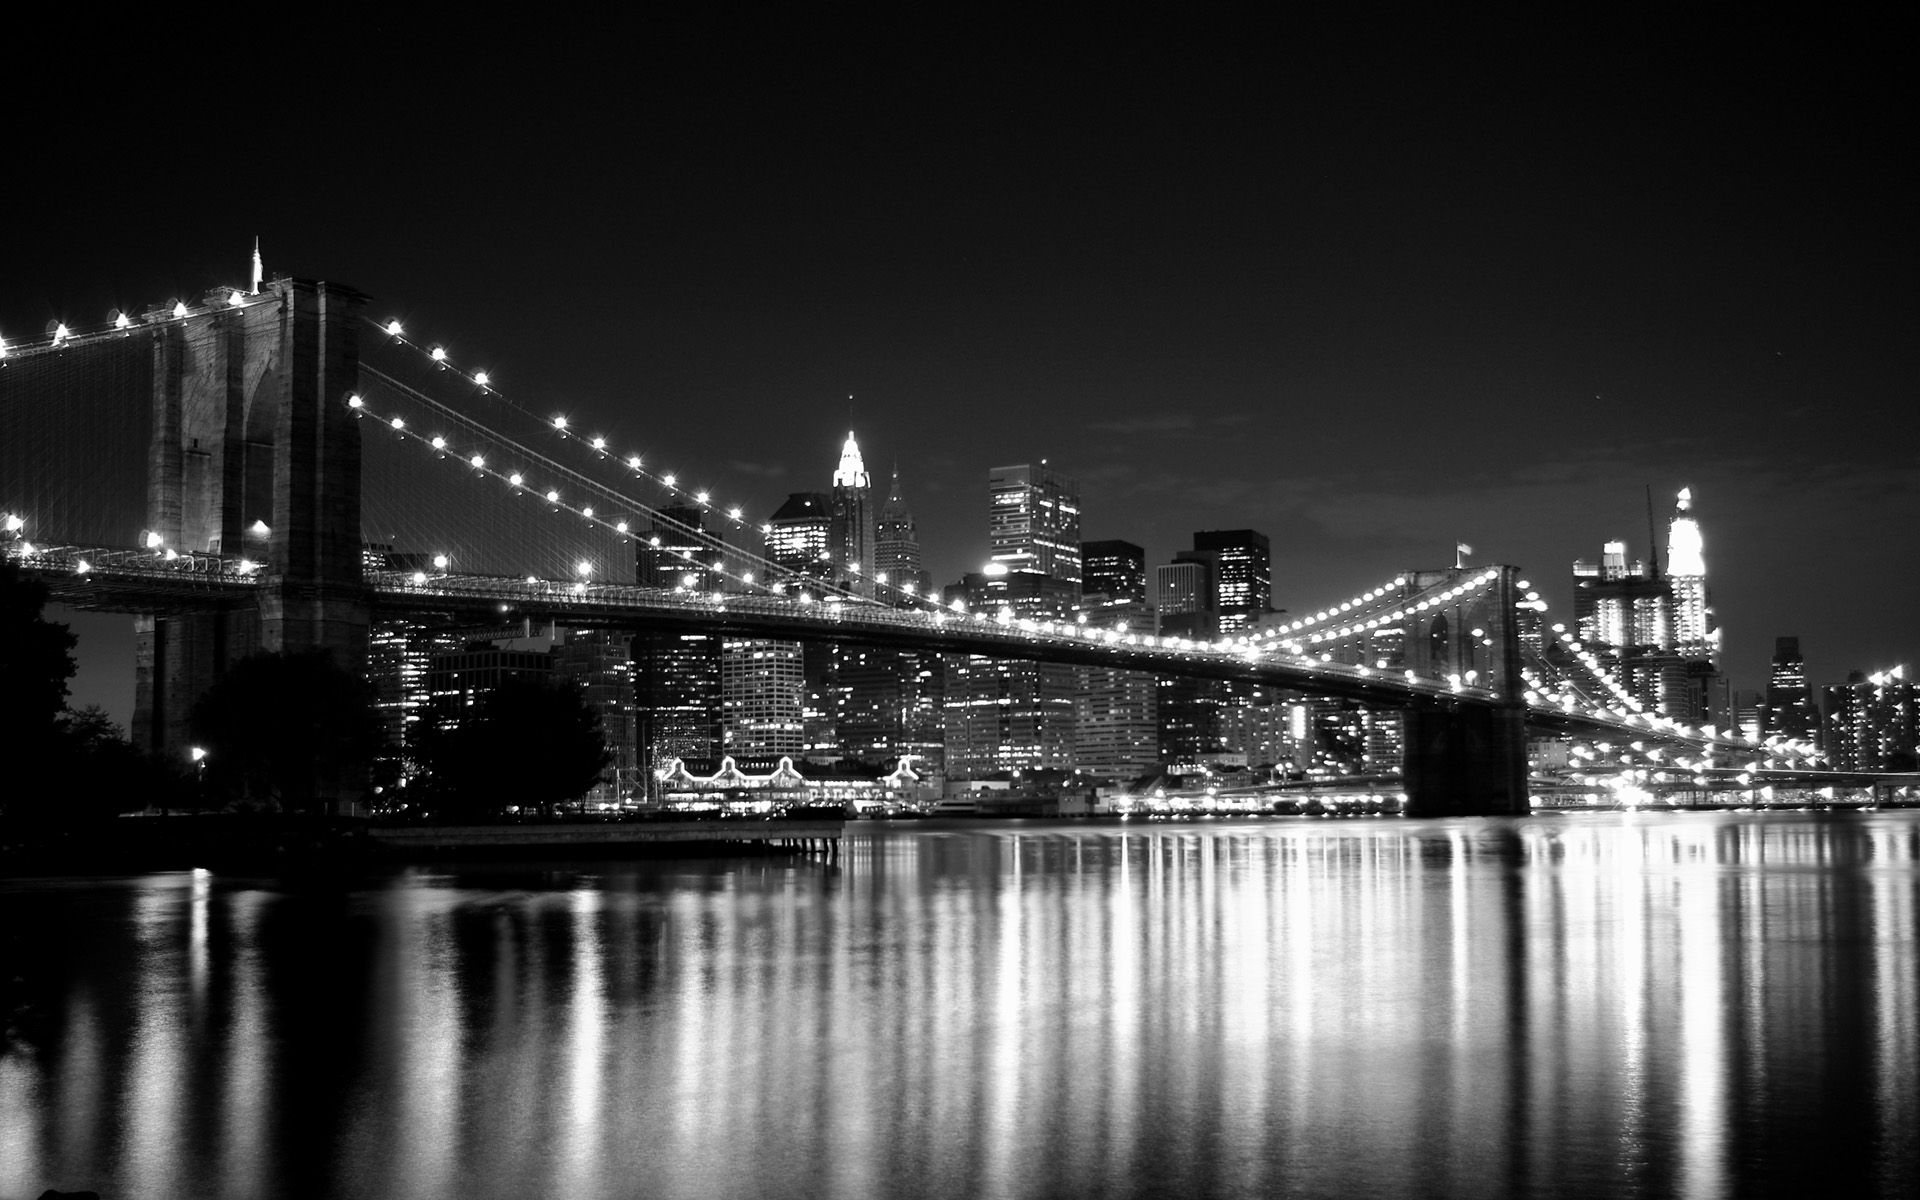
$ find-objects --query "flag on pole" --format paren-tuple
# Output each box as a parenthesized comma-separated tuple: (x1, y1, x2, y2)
(1456, 542, 1472, 557)
(1455, 542, 1472, 569)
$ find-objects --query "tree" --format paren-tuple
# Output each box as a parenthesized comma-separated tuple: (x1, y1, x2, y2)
(415, 676, 611, 817)
(189, 650, 383, 814)
(0, 561, 78, 744)
(50, 706, 192, 820)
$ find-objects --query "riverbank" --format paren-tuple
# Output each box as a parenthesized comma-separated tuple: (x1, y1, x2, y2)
(0, 810, 847, 875)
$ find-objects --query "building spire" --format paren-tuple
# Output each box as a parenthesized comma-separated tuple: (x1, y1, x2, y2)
(250, 237, 264, 294)
(833, 430, 869, 489)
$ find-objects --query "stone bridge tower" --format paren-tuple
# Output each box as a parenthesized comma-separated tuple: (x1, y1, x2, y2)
(1396, 565, 1530, 817)
(133, 278, 369, 758)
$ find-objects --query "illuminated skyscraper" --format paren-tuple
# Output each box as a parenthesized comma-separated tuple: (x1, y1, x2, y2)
(830, 431, 875, 596)
(1664, 488, 1718, 666)
(1572, 538, 1675, 710)
(988, 462, 1081, 586)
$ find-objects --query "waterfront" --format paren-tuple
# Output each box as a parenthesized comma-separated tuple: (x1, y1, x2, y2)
(3, 812, 1917, 1199)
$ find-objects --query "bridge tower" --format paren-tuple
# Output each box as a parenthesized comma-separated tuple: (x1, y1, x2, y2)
(133, 279, 369, 761)
(1397, 565, 1529, 817)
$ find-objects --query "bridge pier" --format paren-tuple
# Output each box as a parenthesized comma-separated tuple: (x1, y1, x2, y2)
(1396, 564, 1531, 817)
(134, 279, 369, 800)
(1401, 704, 1531, 817)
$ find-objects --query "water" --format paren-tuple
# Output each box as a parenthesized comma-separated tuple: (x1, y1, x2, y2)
(3, 812, 1918, 1200)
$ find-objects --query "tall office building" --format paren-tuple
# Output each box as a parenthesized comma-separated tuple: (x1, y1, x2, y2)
(941, 570, 1079, 779)
(988, 462, 1081, 586)
(1073, 554, 1157, 782)
(767, 492, 835, 590)
(639, 503, 725, 590)
(1766, 636, 1816, 742)
(1081, 540, 1147, 603)
(830, 432, 876, 597)
(831, 642, 946, 775)
(1192, 529, 1272, 633)
(875, 466, 932, 602)
(721, 639, 805, 758)
(634, 631, 722, 792)
(1155, 558, 1216, 639)
(1572, 537, 1676, 710)
(553, 628, 639, 805)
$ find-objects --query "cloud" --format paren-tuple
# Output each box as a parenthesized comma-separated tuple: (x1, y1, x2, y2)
(725, 459, 788, 479)
(1083, 415, 1197, 435)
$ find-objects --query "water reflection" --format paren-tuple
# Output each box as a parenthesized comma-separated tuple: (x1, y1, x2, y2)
(2, 813, 1918, 1199)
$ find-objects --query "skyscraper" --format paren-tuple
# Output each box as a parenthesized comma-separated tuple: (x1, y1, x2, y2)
(875, 466, 932, 602)
(1192, 529, 1272, 633)
(1081, 540, 1147, 603)
(1572, 537, 1675, 710)
(1665, 488, 1718, 667)
(988, 462, 1081, 586)
(767, 492, 835, 590)
(1766, 636, 1816, 741)
(830, 431, 875, 596)
(1821, 666, 1917, 770)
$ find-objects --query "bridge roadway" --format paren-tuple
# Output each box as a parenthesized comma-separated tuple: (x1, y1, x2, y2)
(12, 540, 1763, 752)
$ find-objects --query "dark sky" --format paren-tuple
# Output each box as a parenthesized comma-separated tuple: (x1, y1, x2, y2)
(6, 13, 1915, 717)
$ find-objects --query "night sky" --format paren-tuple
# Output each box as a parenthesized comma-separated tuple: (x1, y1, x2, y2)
(6, 14, 1914, 720)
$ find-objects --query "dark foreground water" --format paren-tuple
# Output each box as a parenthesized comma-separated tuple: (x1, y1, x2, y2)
(3, 812, 1918, 1200)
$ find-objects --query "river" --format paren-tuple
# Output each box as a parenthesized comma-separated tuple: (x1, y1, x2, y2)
(3, 811, 1917, 1199)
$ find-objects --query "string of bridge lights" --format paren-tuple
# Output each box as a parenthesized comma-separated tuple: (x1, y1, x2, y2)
(0, 291, 276, 362)
(366, 316, 967, 614)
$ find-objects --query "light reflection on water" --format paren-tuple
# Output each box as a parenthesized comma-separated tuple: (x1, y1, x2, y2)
(3, 812, 1919, 1199)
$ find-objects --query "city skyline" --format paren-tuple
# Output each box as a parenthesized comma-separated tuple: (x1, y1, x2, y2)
(8, 14, 1914, 707)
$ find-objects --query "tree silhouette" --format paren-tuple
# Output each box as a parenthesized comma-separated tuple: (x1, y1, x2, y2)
(415, 676, 611, 817)
(0, 561, 78, 745)
(189, 650, 382, 813)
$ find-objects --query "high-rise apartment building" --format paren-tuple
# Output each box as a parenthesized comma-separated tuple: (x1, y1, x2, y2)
(988, 462, 1081, 585)
(1821, 667, 1917, 770)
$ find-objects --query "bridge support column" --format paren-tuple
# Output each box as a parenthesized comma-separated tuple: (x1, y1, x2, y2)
(133, 279, 368, 805)
(1401, 704, 1530, 817)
